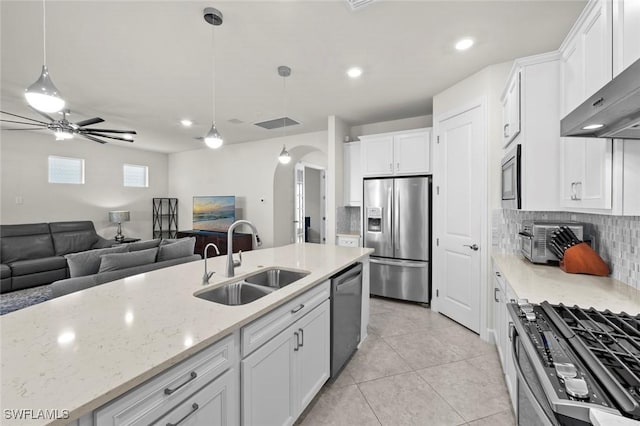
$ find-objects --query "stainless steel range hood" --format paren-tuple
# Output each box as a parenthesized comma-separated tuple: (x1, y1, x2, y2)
(561, 57, 640, 140)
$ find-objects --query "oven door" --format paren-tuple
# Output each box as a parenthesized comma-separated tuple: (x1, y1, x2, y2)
(511, 325, 560, 426)
(501, 144, 521, 209)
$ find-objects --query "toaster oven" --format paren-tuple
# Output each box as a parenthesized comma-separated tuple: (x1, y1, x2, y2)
(519, 221, 585, 264)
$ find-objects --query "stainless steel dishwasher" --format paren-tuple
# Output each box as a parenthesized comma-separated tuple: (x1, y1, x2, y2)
(330, 262, 362, 379)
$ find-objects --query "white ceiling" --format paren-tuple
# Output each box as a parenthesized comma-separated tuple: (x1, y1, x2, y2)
(0, 0, 585, 153)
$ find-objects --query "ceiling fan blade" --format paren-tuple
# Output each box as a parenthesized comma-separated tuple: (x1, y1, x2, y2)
(80, 134, 108, 144)
(80, 128, 136, 134)
(83, 132, 134, 142)
(75, 117, 104, 127)
(1, 127, 47, 131)
(1, 119, 48, 127)
(27, 105, 56, 122)
(0, 111, 49, 125)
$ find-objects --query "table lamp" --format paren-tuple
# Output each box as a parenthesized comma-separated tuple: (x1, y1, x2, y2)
(109, 210, 130, 242)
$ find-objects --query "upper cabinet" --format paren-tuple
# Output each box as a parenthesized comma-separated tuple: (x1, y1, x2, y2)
(360, 128, 431, 177)
(343, 141, 362, 206)
(613, 0, 640, 76)
(501, 72, 521, 147)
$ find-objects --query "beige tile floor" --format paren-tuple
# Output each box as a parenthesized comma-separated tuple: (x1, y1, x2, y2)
(297, 296, 516, 426)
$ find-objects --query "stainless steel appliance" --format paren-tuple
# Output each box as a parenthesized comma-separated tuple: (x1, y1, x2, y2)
(501, 144, 521, 209)
(330, 263, 362, 379)
(561, 57, 640, 140)
(508, 300, 640, 425)
(363, 176, 431, 304)
(519, 221, 585, 264)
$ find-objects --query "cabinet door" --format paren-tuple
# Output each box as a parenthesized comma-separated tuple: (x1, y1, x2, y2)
(501, 96, 510, 146)
(242, 329, 296, 426)
(295, 300, 330, 413)
(506, 73, 521, 144)
(492, 276, 505, 370)
(581, 139, 612, 209)
(562, 38, 583, 115)
(393, 131, 431, 174)
(561, 137, 586, 206)
(343, 142, 362, 206)
(154, 368, 238, 426)
(361, 136, 394, 176)
(614, 0, 640, 76)
(583, 0, 613, 97)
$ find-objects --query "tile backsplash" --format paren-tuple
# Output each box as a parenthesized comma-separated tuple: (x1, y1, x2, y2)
(492, 209, 640, 289)
(336, 206, 361, 234)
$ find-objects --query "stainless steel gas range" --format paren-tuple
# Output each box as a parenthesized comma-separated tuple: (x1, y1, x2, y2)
(508, 300, 640, 425)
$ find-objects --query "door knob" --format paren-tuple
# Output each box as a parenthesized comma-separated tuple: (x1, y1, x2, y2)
(464, 244, 479, 251)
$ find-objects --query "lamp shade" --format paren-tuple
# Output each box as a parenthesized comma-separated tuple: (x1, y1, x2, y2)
(108, 210, 130, 223)
(24, 65, 65, 113)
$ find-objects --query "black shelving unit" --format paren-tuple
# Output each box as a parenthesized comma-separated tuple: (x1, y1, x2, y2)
(152, 198, 178, 239)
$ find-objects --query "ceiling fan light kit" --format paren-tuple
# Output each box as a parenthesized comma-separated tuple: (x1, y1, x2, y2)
(203, 7, 224, 149)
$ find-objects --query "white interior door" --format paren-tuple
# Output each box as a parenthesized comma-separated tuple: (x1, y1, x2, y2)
(320, 170, 326, 244)
(435, 105, 483, 333)
(294, 164, 305, 243)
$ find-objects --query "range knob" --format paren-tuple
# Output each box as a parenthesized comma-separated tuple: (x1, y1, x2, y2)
(525, 312, 537, 322)
(565, 378, 589, 399)
(555, 363, 577, 379)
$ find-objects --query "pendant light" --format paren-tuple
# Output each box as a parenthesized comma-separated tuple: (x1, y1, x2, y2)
(278, 66, 292, 165)
(203, 7, 223, 149)
(25, 0, 65, 113)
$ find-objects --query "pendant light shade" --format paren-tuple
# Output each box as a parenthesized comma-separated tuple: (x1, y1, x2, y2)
(278, 145, 291, 164)
(25, 65, 65, 113)
(204, 123, 223, 149)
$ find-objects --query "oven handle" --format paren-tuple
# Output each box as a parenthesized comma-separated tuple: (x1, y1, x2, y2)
(511, 331, 559, 426)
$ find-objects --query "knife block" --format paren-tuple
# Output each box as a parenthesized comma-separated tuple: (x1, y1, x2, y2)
(560, 243, 610, 276)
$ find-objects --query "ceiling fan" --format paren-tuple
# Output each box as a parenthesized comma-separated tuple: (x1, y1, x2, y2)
(0, 108, 137, 144)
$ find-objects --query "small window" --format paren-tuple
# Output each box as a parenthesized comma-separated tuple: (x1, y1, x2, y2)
(123, 164, 148, 188)
(48, 156, 85, 184)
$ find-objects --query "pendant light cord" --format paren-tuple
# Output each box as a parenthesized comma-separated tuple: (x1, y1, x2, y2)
(211, 24, 216, 124)
(282, 72, 286, 137)
(42, 0, 47, 64)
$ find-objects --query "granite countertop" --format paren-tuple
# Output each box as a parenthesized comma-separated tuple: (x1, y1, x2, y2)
(492, 253, 640, 313)
(0, 243, 373, 426)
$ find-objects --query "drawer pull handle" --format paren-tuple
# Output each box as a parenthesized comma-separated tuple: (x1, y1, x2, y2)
(291, 304, 305, 314)
(166, 403, 199, 426)
(164, 371, 197, 395)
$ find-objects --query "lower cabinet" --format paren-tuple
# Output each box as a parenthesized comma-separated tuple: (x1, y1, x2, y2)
(242, 300, 330, 426)
(492, 266, 517, 414)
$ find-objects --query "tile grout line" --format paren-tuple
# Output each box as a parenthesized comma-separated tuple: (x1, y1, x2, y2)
(412, 362, 471, 424)
(354, 383, 383, 426)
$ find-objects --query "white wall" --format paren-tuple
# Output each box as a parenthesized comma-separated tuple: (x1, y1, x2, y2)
(304, 167, 322, 243)
(0, 131, 169, 240)
(168, 131, 327, 249)
(327, 116, 348, 244)
(350, 114, 433, 140)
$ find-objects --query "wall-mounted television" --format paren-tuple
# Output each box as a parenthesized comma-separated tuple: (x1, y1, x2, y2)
(193, 196, 236, 232)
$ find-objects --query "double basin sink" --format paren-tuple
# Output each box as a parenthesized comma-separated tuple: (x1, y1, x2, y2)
(195, 268, 310, 306)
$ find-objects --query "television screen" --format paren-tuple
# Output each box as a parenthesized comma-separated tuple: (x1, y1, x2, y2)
(193, 196, 236, 232)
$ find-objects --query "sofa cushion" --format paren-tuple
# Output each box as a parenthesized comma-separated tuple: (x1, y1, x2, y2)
(12, 269, 67, 291)
(65, 245, 129, 278)
(0, 223, 55, 263)
(127, 239, 161, 252)
(98, 247, 158, 273)
(9, 256, 67, 276)
(157, 237, 196, 262)
(49, 221, 99, 255)
(1, 264, 10, 279)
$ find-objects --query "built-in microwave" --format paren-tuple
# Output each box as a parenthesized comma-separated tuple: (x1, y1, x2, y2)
(501, 144, 521, 209)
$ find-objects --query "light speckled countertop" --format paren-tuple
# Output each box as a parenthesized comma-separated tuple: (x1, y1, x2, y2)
(492, 253, 640, 314)
(0, 243, 372, 426)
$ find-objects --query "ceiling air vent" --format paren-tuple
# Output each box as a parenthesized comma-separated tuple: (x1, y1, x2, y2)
(254, 117, 300, 130)
(228, 118, 244, 124)
(345, 0, 376, 10)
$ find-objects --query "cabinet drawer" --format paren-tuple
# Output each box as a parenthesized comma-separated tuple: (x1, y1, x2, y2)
(94, 333, 238, 425)
(337, 236, 360, 247)
(241, 281, 330, 358)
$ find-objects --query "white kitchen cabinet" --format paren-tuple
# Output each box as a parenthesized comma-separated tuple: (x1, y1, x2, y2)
(154, 368, 238, 426)
(242, 300, 330, 426)
(613, 0, 640, 76)
(360, 128, 431, 177)
(343, 141, 362, 206)
(492, 265, 517, 415)
(501, 71, 521, 147)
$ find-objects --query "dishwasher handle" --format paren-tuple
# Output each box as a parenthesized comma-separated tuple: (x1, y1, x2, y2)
(332, 263, 362, 288)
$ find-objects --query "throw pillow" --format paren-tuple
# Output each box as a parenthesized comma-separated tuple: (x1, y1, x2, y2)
(157, 237, 196, 262)
(127, 239, 161, 252)
(65, 245, 129, 277)
(98, 247, 158, 273)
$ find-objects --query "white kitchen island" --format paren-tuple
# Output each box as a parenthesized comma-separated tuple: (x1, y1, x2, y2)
(0, 243, 372, 426)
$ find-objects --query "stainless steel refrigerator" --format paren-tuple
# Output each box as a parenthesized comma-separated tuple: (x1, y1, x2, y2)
(363, 176, 431, 304)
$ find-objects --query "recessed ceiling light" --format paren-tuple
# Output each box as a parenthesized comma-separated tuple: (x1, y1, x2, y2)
(180, 119, 193, 127)
(347, 67, 363, 78)
(455, 38, 474, 51)
(583, 124, 604, 130)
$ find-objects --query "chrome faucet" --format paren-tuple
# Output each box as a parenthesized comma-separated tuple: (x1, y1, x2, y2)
(226, 220, 260, 277)
(203, 243, 220, 284)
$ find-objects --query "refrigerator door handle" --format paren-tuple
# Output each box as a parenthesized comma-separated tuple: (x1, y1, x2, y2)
(370, 258, 428, 268)
(393, 181, 400, 257)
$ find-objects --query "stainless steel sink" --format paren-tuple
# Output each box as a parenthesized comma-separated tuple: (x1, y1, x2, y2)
(244, 268, 310, 289)
(195, 282, 276, 306)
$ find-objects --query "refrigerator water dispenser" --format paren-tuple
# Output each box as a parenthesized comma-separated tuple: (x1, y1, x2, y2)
(366, 207, 382, 232)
